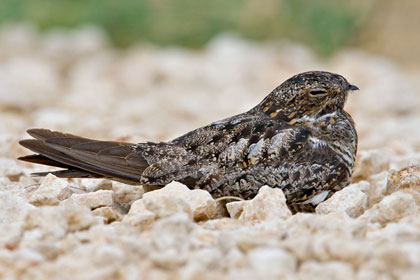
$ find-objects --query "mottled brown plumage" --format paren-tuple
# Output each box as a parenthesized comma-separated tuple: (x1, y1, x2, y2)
(19, 71, 358, 212)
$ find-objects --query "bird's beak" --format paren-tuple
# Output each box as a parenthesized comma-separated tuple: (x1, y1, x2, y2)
(348, 84, 359, 91)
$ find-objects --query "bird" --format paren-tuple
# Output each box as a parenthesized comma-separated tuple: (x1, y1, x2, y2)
(19, 71, 358, 213)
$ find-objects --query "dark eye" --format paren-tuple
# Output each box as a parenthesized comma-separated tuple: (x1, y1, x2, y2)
(309, 89, 328, 96)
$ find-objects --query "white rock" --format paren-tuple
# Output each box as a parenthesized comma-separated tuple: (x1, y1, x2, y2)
(24, 206, 68, 241)
(29, 173, 70, 206)
(366, 171, 389, 206)
(80, 178, 113, 192)
(61, 199, 98, 232)
(33, 242, 126, 280)
(311, 237, 371, 267)
(0, 191, 34, 245)
(298, 261, 355, 280)
(122, 198, 156, 229)
(359, 191, 418, 225)
(363, 242, 420, 275)
(70, 189, 113, 209)
(316, 183, 368, 217)
(143, 191, 191, 219)
(150, 213, 194, 269)
(284, 212, 367, 240)
(91, 244, 125, 266)
(225, 200, 244, 219)
(112, 181, 144, 208)
(226, 186, 291, 222)
(188, 188, 217, 221)
(123, 181, 215, 228)
(247, 247, 297, 277)
(387, 165, 420, 193)
(356, 268, 392, 280)
(92, 206, 121, 223)
(181, 248, 222, 277)
(367, 220, 420, 242)
(0, 248, 45, 278)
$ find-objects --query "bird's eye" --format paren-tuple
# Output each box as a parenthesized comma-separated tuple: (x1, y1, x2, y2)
(309, 88, 328, 96)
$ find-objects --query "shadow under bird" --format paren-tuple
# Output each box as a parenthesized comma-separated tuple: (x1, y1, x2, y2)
(19, 71, 359, 213)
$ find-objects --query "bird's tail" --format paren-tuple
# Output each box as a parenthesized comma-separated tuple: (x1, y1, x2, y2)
(19, 129, 148, 184)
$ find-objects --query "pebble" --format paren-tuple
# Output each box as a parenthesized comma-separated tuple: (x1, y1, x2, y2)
(70, 190, 113, 209)
(226, 185, 291, 222)
(0, 191, 34, 245)
(359, 191, 418, 225)
(29, 173, 70, 206)
(316, 182, 368, 218)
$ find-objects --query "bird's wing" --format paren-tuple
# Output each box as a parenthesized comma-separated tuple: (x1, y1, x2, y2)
(19, 128, 148, 183)
(137, 113, 306, 186)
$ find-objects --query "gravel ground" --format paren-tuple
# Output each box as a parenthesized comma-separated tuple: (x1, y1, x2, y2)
(1, 24, 420, 280)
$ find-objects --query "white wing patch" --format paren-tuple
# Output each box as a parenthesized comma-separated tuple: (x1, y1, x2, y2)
(302, 191, 329, 205)
(268, 132, 287, 155)
(303, 111, 337, 122)
(310, 137, 328, 148)
(247, 137, 265, 164)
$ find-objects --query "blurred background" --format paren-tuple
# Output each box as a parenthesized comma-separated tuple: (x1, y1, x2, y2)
(2, 0, 420, 65)
(1, 0, 419, 160)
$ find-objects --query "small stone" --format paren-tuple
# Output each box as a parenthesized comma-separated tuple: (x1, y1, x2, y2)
(298, 261, 355, 280)
(188, 188, 217, 221)
(91, 244, 125, 266)
(148, 182, 215, 221)
(356, 268, 392, 280)
(387, 165, 420, 193)
(247, 247, 297, 277)
(29, 173, 71, 206)
(225, 200, 244, 219)
(0, 248, 45, 277)
(70, 190, 113, 209)
(316, 183, 368, 218)
(359, 191, 418, 225)
(149, 213, 194, 269)
(364, 242, 420, 274)
(61, 199, 98, 232)
(24, 206, 68, 241)
(366, 171, 388, 206)
(367, 219, 420, 242)
(226, 186, 291, 222)
(0, 191, 34, 245)
(143, 192, 192, 219)
(284, 212, 367, 240)
(122, 198, 156, 229)
(80, 178, 113, 192)
(112, 181, 144, 209)
(181, 248, 222, 277)
(92, 206, 122, 223)
(123, 181, 215, 228)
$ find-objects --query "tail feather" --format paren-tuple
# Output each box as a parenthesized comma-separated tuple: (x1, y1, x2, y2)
(32, 170, 105, 179)
(19, 129, 147, 183)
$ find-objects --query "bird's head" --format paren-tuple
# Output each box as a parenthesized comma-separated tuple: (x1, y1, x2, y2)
(257, 71, 358, 122)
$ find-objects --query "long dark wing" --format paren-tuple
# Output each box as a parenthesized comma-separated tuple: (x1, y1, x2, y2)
(137, 113, 301, 187)
(19, 129, 148, 183)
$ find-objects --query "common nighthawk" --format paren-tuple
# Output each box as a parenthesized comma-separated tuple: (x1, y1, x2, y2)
(19, 71, 358, 212)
